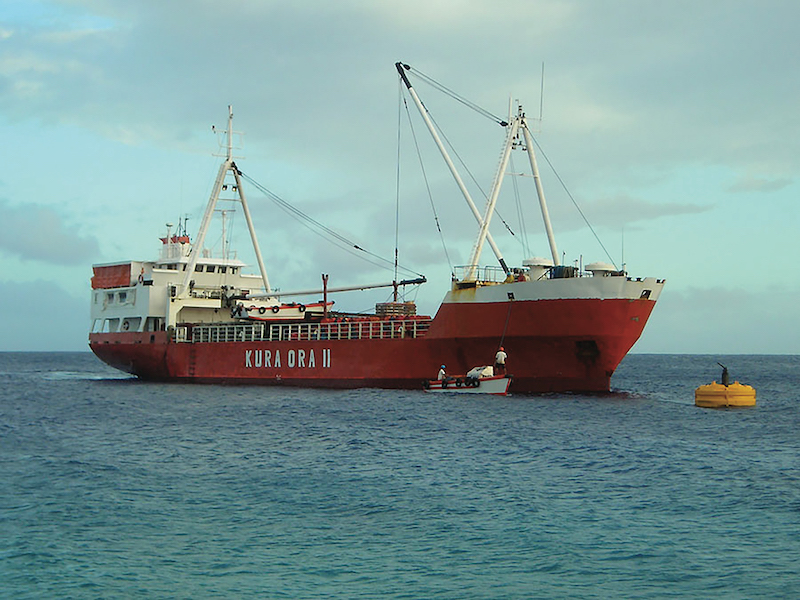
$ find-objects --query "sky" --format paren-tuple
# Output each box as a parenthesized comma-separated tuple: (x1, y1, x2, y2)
(0, 0, 798, 353)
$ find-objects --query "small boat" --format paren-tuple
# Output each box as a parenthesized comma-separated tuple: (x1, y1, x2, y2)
(424, 366, 512, 395)
(232, 300, 333, 321)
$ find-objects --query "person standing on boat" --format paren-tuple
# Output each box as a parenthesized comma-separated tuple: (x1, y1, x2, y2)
(438, 365, 447, 381)
(495, 347, 507, 375)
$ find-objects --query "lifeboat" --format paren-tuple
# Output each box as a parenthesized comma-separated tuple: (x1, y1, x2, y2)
(695, 381, 756, 408)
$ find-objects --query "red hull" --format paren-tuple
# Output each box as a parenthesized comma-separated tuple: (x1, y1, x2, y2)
(89, 297, 656, 393)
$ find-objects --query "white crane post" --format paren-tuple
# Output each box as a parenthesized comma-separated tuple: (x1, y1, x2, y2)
(396, 62, 509, 279)
(521, 120, 559, 266)
(467, 117, 520, 279)
(180, 159, 228, 294)
(231, 163, 271, 292)
(181, 105, 271, 294)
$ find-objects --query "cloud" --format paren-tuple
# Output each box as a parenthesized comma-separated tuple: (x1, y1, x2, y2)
(0, 198, 99, 265)
(0, 0, 798, 353)
(574, 194, 711, 230)
(2, 0, 797, 176)
(635, 284, 800, 354)
(0, 279, 87, 350)
(726, 175, 793, 194)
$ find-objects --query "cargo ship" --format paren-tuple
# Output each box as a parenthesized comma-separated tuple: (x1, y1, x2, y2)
(89, 63, 664, 392)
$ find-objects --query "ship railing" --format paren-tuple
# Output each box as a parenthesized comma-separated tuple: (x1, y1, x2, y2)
(177, 318, 431, 344)
(454, 263, 589, 283)
(187, 286, 224, 300)
(454, 264, 507, 283)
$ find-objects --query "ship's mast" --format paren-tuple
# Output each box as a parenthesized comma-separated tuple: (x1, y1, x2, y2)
(468, 105, 560, 271)
(180, 106, 272, 295)
(397, 62, 562, 276)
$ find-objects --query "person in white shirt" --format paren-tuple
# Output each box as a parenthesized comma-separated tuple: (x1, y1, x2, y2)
(438, 365, 447, 380)
(494, 347, 507, 375)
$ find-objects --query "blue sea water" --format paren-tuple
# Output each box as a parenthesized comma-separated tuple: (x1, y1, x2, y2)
(1, 352, 798, 599)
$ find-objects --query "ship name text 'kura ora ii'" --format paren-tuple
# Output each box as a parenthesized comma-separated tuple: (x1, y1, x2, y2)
(89, 63, 665, 393)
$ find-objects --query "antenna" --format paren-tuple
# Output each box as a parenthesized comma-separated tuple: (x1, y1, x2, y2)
(211, 105, 242, 160)
(539, 62, 545, 122)
(226, 105, 233, 160)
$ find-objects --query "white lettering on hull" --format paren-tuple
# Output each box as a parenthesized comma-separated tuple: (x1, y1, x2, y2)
(244, 347, 330, 370)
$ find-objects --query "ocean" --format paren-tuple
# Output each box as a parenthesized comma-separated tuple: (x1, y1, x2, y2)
(1, 352, 798, 599)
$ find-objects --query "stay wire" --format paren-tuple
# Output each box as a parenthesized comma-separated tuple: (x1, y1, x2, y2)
(394, 79, 403, 288)
(423, 108, 517, 238)
(405, 66, 614, 269)
(237, 169, 424, 279)
(508, 154, 530, 257)
(403, 96, 455, 276)
(528, 136, 618, 269)
(407, 66, 507, 126)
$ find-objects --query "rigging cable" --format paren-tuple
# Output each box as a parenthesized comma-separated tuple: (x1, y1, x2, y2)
(528, 136, 618, 269)
(406, 64, 617, 270)
(508, 154, 530, 258)
(402, 95, 454, 276)
(237, 169, 425, 279)
(406, 65, 507, 126)
(421, 103, 518, 239)
(394, 78, 402, 296)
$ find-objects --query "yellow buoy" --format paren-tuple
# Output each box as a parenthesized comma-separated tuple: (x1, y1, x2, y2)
(695, 381, 756, 408)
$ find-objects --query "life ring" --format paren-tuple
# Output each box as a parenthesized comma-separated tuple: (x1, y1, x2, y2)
(271, 305, 280, 314)
(455, 378, 463, 388)
(298, 304, 306, 313)
(259, 307, 267, 315)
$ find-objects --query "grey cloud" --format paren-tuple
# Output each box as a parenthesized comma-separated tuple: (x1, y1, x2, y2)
(726, 176, 793, 194)
(575, 194, 711, 229)
(0, 198, 99, 265)
(637, 284, 800, 354)
(4, 0, 799, 178)
(0, 279, 87, 350)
